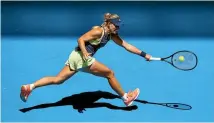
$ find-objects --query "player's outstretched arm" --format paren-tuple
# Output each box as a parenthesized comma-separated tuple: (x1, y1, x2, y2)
(111, 34, 151, 60)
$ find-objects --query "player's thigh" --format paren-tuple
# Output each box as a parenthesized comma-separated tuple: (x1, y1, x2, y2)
(87, 60, 113, 77)
(56, 65, 77, 80)
(83, 60, 113, 77)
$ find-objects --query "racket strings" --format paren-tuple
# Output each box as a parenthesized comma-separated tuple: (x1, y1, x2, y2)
(172, 51, 197, 70)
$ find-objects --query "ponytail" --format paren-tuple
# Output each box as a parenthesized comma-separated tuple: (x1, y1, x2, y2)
(101, 13, 111, 27)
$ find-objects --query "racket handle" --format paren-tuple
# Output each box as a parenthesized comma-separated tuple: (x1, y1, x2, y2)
(150, 56, 161, 61)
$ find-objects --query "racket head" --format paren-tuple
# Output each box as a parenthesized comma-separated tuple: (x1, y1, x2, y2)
(164, 103, 192, 110)
(162, 50, 198, 71)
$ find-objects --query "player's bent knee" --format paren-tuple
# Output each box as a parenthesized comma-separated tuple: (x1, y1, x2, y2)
(105, 70, 115, 79)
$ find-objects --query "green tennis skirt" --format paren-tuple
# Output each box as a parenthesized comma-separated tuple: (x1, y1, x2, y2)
(65, 50, 95, 71)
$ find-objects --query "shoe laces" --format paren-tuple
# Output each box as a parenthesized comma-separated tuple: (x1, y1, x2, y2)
(127, 90, 134, 98)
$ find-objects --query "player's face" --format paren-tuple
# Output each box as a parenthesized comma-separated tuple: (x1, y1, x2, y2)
(109, 23, 119, 34)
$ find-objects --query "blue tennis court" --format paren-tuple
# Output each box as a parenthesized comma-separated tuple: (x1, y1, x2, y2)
(1, 1, 214, 122)
(2, 36, 214, 122)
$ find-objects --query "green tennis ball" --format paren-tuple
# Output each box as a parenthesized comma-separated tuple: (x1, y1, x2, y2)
(179, 56, 185, 62)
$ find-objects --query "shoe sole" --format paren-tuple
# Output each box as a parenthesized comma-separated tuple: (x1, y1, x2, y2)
(20, 86, 27, 102)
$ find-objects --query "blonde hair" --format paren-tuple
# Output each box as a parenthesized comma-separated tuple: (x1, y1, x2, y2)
(101, 13, 120, 27)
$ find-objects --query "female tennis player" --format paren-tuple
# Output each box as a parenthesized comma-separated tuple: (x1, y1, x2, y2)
(20, 13, 151, 106)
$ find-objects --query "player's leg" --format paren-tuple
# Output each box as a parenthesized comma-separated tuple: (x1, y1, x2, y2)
(20, 65, 77, 102)
(83, 60, 140, 106)
(34, 65, 77, 88)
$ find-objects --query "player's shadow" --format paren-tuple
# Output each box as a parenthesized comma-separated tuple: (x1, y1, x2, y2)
(19, 90, 138, 113)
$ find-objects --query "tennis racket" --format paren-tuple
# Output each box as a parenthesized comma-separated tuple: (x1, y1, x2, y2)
(135, 99, 192, 110)
(149, 50, 198, 71)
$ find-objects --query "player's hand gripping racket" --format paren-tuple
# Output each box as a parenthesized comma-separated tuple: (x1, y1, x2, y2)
(135, 99, 192, 110)
(149, 50, 198, 71)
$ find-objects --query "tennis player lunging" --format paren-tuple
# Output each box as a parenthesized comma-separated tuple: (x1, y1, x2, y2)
(20, 13, 151, 106)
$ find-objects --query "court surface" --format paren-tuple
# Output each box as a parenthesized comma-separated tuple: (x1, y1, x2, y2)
(1, 36, 214, 122)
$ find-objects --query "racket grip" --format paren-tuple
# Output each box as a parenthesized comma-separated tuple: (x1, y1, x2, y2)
(150, 56, 161, 61)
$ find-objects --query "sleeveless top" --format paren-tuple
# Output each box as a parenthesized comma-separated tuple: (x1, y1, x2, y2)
(75, 27, 111, 56)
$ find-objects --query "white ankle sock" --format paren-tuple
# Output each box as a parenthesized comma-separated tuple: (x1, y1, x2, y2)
(30, 84, 35, 90)
(122, 93, 128, 101)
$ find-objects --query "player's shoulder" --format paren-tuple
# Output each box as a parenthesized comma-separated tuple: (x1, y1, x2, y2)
(91, 26, 103, 36)
(111, 33, 120, 38)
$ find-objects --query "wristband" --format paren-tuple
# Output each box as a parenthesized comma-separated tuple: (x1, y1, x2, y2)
(140, 51, 147, 57)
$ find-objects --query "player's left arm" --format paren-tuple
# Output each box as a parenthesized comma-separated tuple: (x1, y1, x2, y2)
(111, 34, 151, 60)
